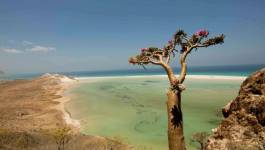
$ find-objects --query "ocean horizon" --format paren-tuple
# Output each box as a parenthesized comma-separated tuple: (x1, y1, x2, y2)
(1, 64, 264, 80)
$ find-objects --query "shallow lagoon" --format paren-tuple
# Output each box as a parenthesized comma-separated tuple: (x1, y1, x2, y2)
(66, 77, 242, 150)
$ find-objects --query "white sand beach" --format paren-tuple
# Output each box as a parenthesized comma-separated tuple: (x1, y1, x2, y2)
(75, 74, 246, 81)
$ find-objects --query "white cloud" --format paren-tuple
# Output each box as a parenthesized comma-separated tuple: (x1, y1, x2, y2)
(22, 40, 33, 45)
(1, 40, 56, 54)
(28, 45, 56, 52)
(1, 48, 23, 54)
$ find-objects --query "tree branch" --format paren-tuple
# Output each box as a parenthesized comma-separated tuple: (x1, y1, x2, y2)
(165, 41, 177, 64)
(179, 47, 193, 83)
(161, 62, 178, 86)
(129, 29, 225, 88)
(183, 37, 192, 47)
(194, 44, 208, 48)
(153, 53, 164, 63)
(150, 59, 162, 65)
(166, 55, 171, 64)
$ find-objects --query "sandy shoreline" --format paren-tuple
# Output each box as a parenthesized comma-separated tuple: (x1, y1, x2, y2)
(0, 74, 75, 131)
(63, 74, 245, 128)
(0, 73, 133, 149)
(75, 74, 246, 81)
(64, 75, 245, 127)
(0, 73, 247, 149)
(48, 73, 247, 133)
(52, 75, 81, 131)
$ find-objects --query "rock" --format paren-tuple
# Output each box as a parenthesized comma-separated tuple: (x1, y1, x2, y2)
(206, 68, 265, 150)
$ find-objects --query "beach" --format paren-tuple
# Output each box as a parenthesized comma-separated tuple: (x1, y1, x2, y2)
(1, 0, 264, 149)
(0, 73, 80, 132)
(0, 74, 132, 149)
(0, 73, 246, 149)
(0, 76, 68, 131)
(66, 74, 245, 150)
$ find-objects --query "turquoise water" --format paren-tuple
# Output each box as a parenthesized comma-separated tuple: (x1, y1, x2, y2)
(66, 77, 242, 150)
(1, 64, 264, 80)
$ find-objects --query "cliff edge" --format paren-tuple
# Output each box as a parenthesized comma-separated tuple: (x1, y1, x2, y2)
(206, 68, 265, 150)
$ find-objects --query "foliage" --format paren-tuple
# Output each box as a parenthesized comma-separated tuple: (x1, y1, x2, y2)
(49, 127, 72, 150)
(0, 129, 38, 149)
(0, 128, 9, 147)
(0, 128, 131, 150)
(129, 29, 225, 67)
(129, 28, 225, 150)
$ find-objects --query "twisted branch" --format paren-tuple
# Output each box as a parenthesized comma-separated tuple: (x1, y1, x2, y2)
(129, 29, 225, 92)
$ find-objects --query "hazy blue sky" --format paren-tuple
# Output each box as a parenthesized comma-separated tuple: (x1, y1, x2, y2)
(0, 0, 264, 73)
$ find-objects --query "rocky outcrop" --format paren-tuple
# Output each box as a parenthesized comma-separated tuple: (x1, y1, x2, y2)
(206, 68, 265, 150)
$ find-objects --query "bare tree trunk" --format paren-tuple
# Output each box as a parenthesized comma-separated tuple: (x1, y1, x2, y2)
(167, 90, 186, 150)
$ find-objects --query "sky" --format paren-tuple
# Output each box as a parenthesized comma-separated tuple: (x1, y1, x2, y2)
(0, 0, 264, 74)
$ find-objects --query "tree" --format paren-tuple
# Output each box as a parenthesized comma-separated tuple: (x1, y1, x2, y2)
(51, 127, 72, 150)
(128, 29, 224, 150)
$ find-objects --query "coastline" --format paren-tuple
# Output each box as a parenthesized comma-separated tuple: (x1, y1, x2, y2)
(0, 74, 78, 131)
(55, 74, 246, 132)
(65, 74, 245, 128)
(0, 73, 247, 149)
(75, 74, 246, 81)
(0, 73, 133, 149)
(66, 74, 246, 150)
(52, 75, 81, 131)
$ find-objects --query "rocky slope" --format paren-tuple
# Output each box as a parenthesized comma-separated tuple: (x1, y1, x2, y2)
(206, 68, 265, 150)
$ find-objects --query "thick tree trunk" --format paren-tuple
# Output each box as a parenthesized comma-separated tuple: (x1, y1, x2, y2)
(167, 90, 186, 150)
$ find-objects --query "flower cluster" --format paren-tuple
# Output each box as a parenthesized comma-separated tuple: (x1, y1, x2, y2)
(140, 47, 163, 55)
(195, 29, 209, 37)
(161, 40, 174, 56)
(203, 34, 225, 46)
(167, 40, 174, 49)
(141, 48, 149, 53)
(129, 29, 224, 67)
(174, 30, 187, 44)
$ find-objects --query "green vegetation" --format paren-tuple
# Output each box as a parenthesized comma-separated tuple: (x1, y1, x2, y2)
(0, 127, 130, 150)
(48, 127, 72, 150)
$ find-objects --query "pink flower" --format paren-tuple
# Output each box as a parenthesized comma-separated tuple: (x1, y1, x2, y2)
(195, 29, 209, 37)
(141, 48, 148, 53)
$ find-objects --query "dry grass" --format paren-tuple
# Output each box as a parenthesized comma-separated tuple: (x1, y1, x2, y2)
(0, 76, 134, 150)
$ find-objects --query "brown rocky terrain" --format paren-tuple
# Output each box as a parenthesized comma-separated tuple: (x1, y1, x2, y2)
(0, 74, 65, 132)
(0, 74, 132, 150)
(206, 68, 265, 150)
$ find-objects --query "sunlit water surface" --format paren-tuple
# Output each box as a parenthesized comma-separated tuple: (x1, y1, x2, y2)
(65, 77, 242, 150)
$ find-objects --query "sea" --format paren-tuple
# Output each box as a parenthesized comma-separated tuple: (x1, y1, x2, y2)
(62, 64, 262, 150)
(1, 64, 264, 80)
(1, 64, 264, 150)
